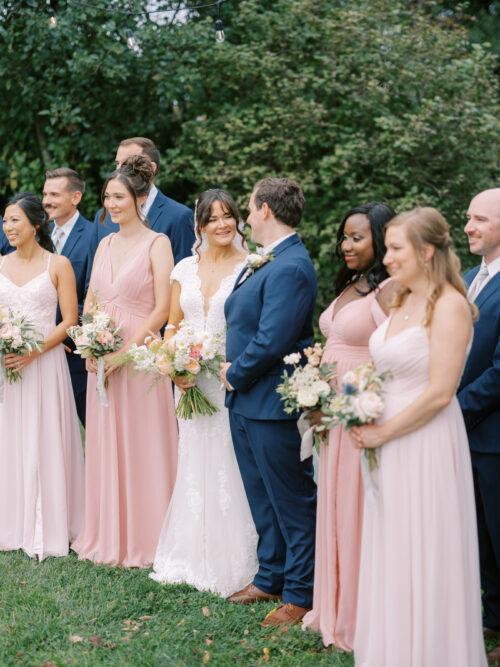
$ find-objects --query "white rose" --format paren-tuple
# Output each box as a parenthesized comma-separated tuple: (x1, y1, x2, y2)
(297, 387, 319, 408)
(284, 352, 301, 365)
(311, 380, 331, 397)
(342, 370, 358, 387)
(353, 391, 384, 422)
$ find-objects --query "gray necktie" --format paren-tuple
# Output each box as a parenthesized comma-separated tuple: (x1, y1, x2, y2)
(468, 265, 489, 302)
(52, 226, 65, 254)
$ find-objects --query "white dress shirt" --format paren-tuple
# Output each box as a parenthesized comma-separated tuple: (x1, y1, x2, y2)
(468, 256, 500, 301)
(261, 232, 297, 256)
(142, 184, 158, 220)
(51, 210, 79, 253)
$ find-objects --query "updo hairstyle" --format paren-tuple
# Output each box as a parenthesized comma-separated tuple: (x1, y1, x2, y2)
(100, 155, 155, 224)
(6, 192, 55, 253)
(387, 206, 477, 325)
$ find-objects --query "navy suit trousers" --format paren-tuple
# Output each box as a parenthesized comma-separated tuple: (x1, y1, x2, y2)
(229, 411, 316, 608)
(472, 451, 500, 630)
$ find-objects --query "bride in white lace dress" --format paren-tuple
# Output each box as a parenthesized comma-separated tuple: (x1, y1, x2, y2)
(150, 190, 258, 596)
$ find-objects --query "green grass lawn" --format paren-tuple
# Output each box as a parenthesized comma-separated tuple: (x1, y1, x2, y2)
(0, 551, 353, 666)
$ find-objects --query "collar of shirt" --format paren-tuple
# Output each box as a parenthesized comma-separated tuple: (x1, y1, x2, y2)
(51, 209, 79, 242)
(142, 184, 158, 220)
(261, 232, 297, 256)
(483, 256, 500, 280)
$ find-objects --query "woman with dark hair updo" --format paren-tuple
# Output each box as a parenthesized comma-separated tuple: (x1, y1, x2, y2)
(72, 156, 178, 568)
(0, 192, 84, 560)
(303, 201, 396, 650)
(150, 188, 258, 596)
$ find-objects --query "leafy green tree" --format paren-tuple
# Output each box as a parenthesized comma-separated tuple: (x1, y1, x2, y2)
(0, 0, 498, 311)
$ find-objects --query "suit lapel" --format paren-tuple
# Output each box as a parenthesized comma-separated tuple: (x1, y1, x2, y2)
(61, 215, 84, 258)
(147, 192, 163, 231)
(475, 272, 500, 309)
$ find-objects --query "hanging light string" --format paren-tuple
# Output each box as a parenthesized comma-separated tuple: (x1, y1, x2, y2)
(55, 0, 227, 17)
(44, 0, 228, 43)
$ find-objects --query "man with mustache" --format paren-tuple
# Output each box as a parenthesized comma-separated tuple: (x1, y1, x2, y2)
(43, 168, 96, 425)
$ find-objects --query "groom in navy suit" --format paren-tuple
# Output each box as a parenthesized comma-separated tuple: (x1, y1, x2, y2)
(221, 178, 317, 626)
(43, 168, 97, 426)
(458, 188, 500, 662)
(93, 136, 194, 263)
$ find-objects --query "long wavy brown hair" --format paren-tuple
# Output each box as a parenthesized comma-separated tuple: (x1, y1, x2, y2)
(387, 207, 477, 325)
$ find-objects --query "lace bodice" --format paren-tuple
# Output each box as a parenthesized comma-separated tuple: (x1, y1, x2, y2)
(171, 256, 245, 350)
(0, 255, 57, 337)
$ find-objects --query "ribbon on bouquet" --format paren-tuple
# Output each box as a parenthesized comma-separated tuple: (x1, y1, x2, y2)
(0, 353, 5, 403)
(96, 356, 109, 407)
(360, 450, 379, 506)
(297, 414, 319, 482)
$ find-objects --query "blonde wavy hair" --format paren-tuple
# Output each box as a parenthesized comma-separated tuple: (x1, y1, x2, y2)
(387, 207, 477, 326)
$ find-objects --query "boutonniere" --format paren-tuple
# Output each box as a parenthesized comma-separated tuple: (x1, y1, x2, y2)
(246, 251, 274, 274)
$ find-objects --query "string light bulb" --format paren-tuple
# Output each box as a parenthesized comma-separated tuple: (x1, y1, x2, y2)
(48, 11, 57, 28)
(214, 18, 225, 43)
(125, 29, 141, 53)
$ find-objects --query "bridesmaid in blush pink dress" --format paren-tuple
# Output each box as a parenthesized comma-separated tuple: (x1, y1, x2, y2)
(303, 202, 396, 649)
(352, 208, 487, 667)
(73, 156, 178, 568)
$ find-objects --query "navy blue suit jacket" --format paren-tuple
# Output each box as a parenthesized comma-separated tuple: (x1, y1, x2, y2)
(0, 220, 11, 255)
(93, 188, 194, 264)
(225, 234, 317, 420)
(458, 266, 500, 453)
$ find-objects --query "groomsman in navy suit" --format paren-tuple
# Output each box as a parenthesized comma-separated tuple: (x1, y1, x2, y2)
(458, 188, 500, 662)
(43, 168, 97, 426)
(93, 136, 194, 263)
(0, 217, 10, 255)
(221, 178, 317, 627)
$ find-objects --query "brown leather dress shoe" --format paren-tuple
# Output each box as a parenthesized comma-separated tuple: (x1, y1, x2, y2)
(260, 603, 310, 627)
(488, 645, 500, 666)
(227, 583, 281, 604)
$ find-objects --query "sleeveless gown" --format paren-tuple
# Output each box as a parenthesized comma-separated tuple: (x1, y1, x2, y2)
(354, 321, 487, 667)
(303, 287, 387, 649)
(73, 233, 178, 567)
(0, 253, 84, 559)
(150, 256, 258, 596)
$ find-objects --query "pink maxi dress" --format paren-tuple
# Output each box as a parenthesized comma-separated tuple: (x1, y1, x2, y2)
(354, 320, 487, 667)
(73, 232, 178, 567)
(302, 287, 387, 649)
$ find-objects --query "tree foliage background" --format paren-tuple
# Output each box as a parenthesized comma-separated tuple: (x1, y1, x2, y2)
(0, 0, 498, 310)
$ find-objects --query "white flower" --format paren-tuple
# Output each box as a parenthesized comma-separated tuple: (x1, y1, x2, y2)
(297, 387, 320, 408)
(311, 380, 331, 397)
(284, 352, 301, 365)
(342, 370, 358, 387)
(353, 391, 384, 422)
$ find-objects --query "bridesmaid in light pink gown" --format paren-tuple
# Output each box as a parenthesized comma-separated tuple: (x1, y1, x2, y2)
(73, 157, 178, 567)
(303, 202, 396, 649)
(0, 193, 84, 560)
(352, 208, 487, 667)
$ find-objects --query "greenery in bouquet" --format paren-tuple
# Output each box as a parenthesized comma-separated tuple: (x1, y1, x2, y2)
(0, 305, 44, 383)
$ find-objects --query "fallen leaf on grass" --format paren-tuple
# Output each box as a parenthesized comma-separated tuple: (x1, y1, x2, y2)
(263, 647, 270, 662)
(202, 607, 211, 618)
(42, 662, 56, 667)
(19, 581, 27, 587)
(243, 628, 249, 636)
(89, 636, 104, 647)
(202, 650, 211, 664)
(205, 638, 213, 646)
(177, 619, 186, 627)
(139, 615, 152, 621)
(68, 635, 84, 644)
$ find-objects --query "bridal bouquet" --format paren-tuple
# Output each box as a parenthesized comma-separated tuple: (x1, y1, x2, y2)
(67, 303, 122, 407)
(126, 321, 224, 419)
(0, 305, 44, 400)
(324, 361, 386, 471)
(277, 344, 336, 457)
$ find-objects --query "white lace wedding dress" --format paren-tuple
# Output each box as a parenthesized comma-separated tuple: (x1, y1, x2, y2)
(150, 256, 258, 597)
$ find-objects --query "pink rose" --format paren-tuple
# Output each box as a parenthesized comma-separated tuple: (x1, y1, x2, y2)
(96, 330, 114, 347)
(75, 333, 90, 347)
